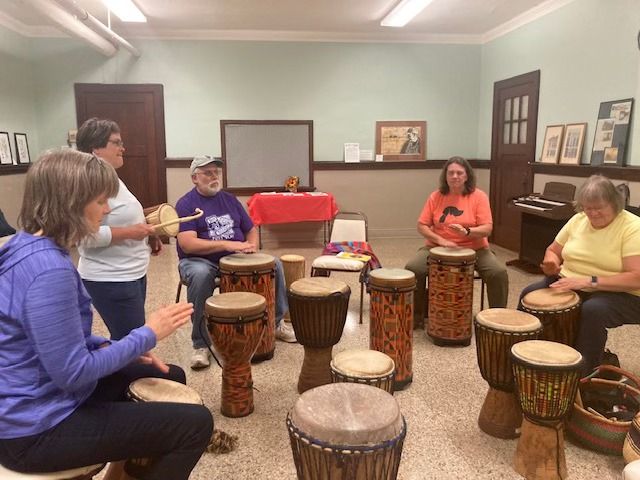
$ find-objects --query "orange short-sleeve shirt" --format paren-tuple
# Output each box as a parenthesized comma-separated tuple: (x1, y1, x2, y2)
(418, 189, 492, 249)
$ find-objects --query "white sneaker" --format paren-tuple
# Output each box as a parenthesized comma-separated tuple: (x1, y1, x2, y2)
(190, 348, 211, 369)
(275, 322, 297, 343)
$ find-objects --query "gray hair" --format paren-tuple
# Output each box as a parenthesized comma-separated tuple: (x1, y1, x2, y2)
(19, 149, 119, 249)
(575, 175, 624, 214)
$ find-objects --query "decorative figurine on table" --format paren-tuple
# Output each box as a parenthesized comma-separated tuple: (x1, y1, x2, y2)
(285, 176, 300, 193)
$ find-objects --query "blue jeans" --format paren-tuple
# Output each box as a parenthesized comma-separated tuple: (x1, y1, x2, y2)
(179, 257, 288, 349)
(83, 277, 147, 340)
(0, 363, 213, 480)
(519, 276, 640, 373)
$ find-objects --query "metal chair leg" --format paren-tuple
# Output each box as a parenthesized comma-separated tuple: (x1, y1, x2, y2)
(175, 281, 182, 303)
(359, 280, 364, 324)
(480, 278, 486, 310)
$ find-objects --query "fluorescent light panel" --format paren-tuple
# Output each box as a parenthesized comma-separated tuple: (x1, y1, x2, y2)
(380, 0, 434, 27)
(102, 0, 146, 22)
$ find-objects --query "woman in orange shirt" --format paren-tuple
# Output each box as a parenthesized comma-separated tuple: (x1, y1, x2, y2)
(405, 156, 508, 326)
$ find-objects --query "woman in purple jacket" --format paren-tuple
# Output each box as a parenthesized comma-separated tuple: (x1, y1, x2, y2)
(0, 149, 212, 480)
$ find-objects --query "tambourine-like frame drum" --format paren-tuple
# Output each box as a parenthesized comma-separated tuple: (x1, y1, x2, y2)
(510, 340, 583, 480)
(474, 309, 542, 439)
(427, 247, 476, 346)
(206, 292, 267, 418)
(127, 378, 204, 474)
(521, 288, 581, 347)
(330, 349, 396, 394)
(288, 277, 350, 394)
(219, 253, 276, 362)
(368, 268, 415, 390)
(287, 383, 406, 480)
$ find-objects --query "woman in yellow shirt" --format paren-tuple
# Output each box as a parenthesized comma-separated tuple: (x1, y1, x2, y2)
(519, 175, 640, 373)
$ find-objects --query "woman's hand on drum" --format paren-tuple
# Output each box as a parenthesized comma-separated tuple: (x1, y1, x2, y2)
(550, 276, 590, 291)
(146, 302, 193, 341)
(447, 223, 468, 238)
(437, 237, 459, 248)
(128, 223, 157, 241)
(137, 351, 170, 373)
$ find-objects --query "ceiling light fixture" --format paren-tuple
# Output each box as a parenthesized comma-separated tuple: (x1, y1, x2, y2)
(101, 0, 146, 23)
(380, 0, 434, 27)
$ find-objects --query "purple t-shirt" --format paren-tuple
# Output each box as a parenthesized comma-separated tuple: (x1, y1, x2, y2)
(176, 188, 254, 264)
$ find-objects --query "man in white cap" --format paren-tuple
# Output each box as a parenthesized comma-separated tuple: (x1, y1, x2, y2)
(176, 155, 296, 369)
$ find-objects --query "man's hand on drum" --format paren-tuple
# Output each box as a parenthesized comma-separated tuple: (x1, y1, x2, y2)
(146, 302, 193, 341)
(549, 276, 590, 291)
(228, 240, 257, 253)
(137, 351, 170, 374)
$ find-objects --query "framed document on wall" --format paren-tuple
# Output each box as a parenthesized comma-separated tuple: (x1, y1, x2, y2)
(590, 98, 633, 166)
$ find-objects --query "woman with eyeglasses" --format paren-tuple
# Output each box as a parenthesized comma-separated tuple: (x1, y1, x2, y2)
(76, 118, 159, 340)
(519, 175, 640, 374)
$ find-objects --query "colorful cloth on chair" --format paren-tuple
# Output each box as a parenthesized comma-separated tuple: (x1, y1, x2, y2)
(322, 241, 382, 270)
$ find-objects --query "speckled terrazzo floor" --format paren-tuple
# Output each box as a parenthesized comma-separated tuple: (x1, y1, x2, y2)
(92, 237, 637, 480)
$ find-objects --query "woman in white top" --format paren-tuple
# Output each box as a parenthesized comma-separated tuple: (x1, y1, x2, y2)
(77, 118, 160, 339)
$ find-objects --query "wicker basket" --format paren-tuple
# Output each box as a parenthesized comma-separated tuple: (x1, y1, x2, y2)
(567, 365, 640, 456)
(624, 413, 640, 464)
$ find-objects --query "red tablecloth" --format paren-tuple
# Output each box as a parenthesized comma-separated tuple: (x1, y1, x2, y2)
(247, 192, 338, 226)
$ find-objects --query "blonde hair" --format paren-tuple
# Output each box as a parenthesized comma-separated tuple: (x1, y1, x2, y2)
(575, 175, 624, 214)
(19, 149, 119, 249)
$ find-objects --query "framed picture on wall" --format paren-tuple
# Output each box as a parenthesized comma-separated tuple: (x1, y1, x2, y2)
(590, 98, 634, 166)
(14, 133, 30, 164)
(539, 124, 564, 163)
(559, 122, 587, 164)
(0, 132, 13, 165)
(375, 120, 426, 161)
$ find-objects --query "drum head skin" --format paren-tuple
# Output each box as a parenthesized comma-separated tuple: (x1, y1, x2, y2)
(331, 349, 395, 378)
(128, 378, 203, 404)
(290, 383, 402, 445)
(290, 277, 350, 297)
(475, 308, 541, 333)
(429, 246, 476, 262)
(220, 253, 275, 271)
(522, 288, 580, 311)
(205, 291, 266, 318)
(511, 340, 582, 367)
(369, 268, 416, 288)
(158, 204, 179, 236)
(280, 254, 306, 263)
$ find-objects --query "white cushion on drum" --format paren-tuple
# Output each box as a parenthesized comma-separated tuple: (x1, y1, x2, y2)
(311, 255, 365, 271)
(0, 463, 104, 479)
(624, 460, 640, 480)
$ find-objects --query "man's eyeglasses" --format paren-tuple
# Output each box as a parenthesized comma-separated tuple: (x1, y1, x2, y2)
(195, 169, 221, 178)
(108, 139, 125, 148)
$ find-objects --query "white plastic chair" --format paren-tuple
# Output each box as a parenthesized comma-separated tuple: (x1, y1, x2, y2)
(310, 211, 370, 324)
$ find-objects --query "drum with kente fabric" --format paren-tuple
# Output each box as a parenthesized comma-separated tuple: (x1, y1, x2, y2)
(369, 268, 415, 390)
(330, 349, 395, 394)
(511, 340, 583, 480)
(427, 247, 476, 345)
(474, 308, 542, 439)
(287, 383, 406, 480)
(219, 253, 276, 362)
(206, 292, 266, 417)
(521, 288, 581, 346)
(288, 277, 350, 393)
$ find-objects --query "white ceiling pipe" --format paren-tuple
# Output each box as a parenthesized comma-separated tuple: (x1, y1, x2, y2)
(56, 0, 141, 57)
(29, 0, 117, 56)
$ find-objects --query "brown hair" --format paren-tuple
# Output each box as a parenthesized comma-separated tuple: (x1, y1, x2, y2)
(575, 174, 624, 214)
(439, 156, 476, 195)
(19, 149, 119, 249)
(76, 117, 120, 153)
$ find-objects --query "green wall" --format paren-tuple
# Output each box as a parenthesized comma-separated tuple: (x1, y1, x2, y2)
(27, 38, 480, 161)
(477, 0, 640, 164)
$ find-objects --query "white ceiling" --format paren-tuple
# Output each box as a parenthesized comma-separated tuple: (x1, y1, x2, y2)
(0, 0, 576, 43)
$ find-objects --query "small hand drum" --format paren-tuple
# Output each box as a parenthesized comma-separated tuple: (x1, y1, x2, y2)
(521, 288, 581, 346)
(286, 383, 406, 480)
(144, 203, 180, 237)
(219, 253, 276, 362)
(330, 349, 396, 394)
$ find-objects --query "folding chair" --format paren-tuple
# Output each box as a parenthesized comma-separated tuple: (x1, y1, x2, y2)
(310, 211, 372, 324)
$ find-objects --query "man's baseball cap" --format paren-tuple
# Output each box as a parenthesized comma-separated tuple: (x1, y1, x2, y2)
(190, 155, 224, 174)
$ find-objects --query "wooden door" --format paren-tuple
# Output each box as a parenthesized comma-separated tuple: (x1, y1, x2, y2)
(489, 71, 540, 252)
(75, 84, 167, 208)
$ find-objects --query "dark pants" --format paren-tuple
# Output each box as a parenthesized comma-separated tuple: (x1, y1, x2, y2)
(0, 364, 213, 480)
(519, 277, 640, 373)
(83, 277, 147, 340)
